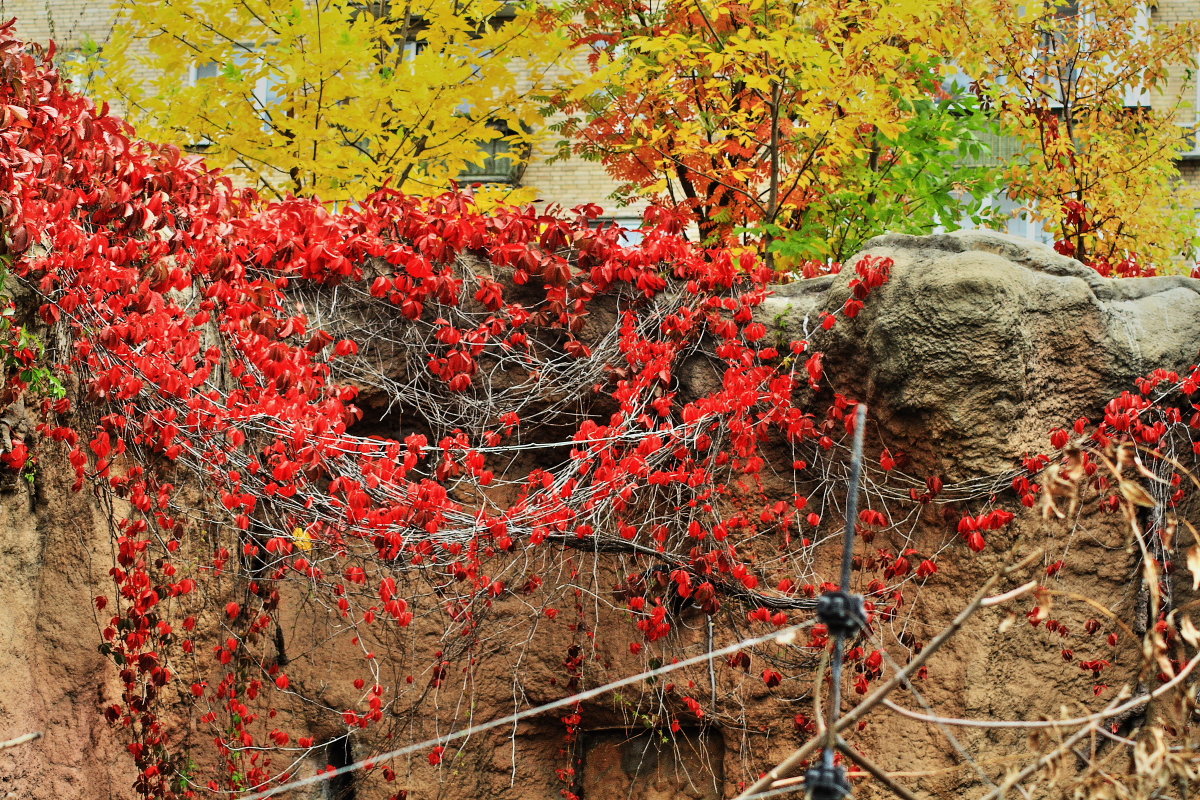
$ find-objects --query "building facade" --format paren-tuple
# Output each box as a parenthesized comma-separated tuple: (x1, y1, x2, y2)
(0, 0, 1195, 247)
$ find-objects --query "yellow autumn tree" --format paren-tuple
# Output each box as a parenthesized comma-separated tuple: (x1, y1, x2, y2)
(555, 0, 1198, 267)
(76, 0, 568, 202)
(959, 0, 1200, 268)
(553, 0, 1008, 260)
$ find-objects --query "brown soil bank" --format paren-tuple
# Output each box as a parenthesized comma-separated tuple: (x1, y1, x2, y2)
(2, 230, 1200, 800)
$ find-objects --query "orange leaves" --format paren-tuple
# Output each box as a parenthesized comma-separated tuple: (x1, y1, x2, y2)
(558, 0, 1002, 256)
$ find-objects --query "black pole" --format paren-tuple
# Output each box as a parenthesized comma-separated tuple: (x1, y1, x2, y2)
(807, 403, 867, 800)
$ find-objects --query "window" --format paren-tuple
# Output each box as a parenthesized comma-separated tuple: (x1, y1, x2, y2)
(1035, 1, 1152, 110)
(1121, 3, 1153, 108)
(1183, 55, 1200, 159)
(954, 129, 1026, 168)
(402, 39, 425, 61)
(983, 193, 1056, 245)
(187, 46, 284, 131)
(189, 61, 219, 83)
(935, 191, 1055, 246)
(457, 122, 529, 185)
(1036, 0, 1086, 110)
(940, 62, 975, 101)
(590, 216, 646, 246)
(182, 61, 221, 150)
(249, 64, 286, 127)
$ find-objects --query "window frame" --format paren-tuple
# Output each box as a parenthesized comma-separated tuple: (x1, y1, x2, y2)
(1182, 51, 1200, 159)
(185, 44, 284, 132)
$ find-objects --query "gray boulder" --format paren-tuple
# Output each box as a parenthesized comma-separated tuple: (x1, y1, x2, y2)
(761, 230, 1200, 476)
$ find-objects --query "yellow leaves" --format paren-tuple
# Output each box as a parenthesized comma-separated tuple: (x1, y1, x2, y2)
(291, 526, 313, 552)
(739, 74, 775, 95)
(83, 0, 569, 201)
(472, 183, 539, 210)
(705, 51, 727, 72)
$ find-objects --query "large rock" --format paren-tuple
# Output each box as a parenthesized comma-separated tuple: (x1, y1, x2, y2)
(762, 230, 1200, 475)
(3, 230, 1198, 800)
(0, 460, 125, 800)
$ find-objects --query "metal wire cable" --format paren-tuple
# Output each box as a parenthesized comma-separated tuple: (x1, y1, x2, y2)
(233, 620, 815, 800)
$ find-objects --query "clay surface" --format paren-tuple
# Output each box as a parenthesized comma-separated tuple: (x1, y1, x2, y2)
(2, 231, 1198, 799)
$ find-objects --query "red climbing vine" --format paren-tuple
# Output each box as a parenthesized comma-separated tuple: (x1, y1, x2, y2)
(0, 25, 1198, 800)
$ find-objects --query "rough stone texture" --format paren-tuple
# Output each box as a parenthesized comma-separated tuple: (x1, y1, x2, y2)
(763, 230, 1200, 477)
(1, 232, 1199, 799)
(582, 729, 723, 799)
(0, 459, 125, 800)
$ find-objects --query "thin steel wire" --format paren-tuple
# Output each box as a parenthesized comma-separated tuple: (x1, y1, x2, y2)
(233, 621, 815, 800)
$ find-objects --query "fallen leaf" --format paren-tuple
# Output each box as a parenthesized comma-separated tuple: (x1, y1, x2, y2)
(1119, 479, 1156, 508)
(1179, 615, 1199, 648)
(291, 526, 313, 552)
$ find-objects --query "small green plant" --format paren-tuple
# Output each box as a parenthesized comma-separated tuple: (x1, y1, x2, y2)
(0, 269, 64, 399)
(172, 758, 199, 793)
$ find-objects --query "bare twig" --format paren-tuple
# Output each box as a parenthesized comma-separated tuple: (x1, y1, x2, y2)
(0, 731, 42, 750)
(975, 713, 1110, 800)
(836, 736, 923, 800)
(732, 547, 1044, 800)
(980, 580, 1038, 607)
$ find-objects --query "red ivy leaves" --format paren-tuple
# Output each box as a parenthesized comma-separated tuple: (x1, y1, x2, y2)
(0, 24, 1195, 800)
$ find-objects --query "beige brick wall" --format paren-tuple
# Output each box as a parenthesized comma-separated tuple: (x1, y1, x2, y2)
(1151, 0, 1199, 119)
(521, 145, 646, 218)
(1, 0, 159, 119)
(1154, 0, 1199, 26)
(1180, 162, 1200, 200)
(510, 47, 647, 218)
(1153, 0, 1200, 237)
(0, 0, 117, 49)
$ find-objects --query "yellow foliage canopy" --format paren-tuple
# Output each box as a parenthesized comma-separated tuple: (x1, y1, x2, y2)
(960, 0, 1200, 267)
(80, 0, 568, 202)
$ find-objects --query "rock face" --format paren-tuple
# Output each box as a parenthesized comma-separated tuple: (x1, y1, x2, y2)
(0, 460, 125, 800)
(1, 231, 1199, 800)
(762, 230, 1200, 476)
